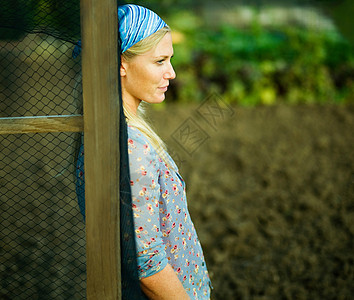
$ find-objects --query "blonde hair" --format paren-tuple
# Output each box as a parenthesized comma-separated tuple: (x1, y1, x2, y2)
(122, 26, 173, 168)
(122, 26, 171, 61)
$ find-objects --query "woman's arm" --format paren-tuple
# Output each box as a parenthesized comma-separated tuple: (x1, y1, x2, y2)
(140, 263, 190, 300)
(128, 132, 189, 299)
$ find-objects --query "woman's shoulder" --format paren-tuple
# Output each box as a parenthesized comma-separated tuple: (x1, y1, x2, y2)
(127, 125, 179, 172)
(127, 125, 150, 145)
(127, 125, 159, 157)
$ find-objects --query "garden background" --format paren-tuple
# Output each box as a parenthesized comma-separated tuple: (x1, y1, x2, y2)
(1, 0, 353, 299)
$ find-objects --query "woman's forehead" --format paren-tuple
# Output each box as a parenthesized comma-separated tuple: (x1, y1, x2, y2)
(153, 33, 174, 55)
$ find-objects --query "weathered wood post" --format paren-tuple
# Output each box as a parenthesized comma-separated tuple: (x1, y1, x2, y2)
(80, 0, 121, 299)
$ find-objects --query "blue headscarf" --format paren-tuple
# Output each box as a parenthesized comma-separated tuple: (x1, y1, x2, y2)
(73, 4, 167, 58)
(119, 4, 167, 53)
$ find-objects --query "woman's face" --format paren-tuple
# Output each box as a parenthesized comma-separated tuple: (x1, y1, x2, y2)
(120, 32, 176, 113)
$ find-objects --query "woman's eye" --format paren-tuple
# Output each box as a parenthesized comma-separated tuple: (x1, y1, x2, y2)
(157, 60, 164, 64)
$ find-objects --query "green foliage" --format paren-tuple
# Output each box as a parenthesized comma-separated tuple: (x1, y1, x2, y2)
(168, 11, 354, 105)
(127, 0, 196, 15)
(1, 1, 352, 105)
(39, 0, 81, 38)
(0, 0, 80, 41)
(0, 0, 37, 40)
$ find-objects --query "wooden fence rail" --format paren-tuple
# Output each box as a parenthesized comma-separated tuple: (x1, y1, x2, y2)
(0, 115, 84, 134)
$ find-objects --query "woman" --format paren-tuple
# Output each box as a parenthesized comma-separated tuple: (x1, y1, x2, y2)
(76, 4, 211, 299)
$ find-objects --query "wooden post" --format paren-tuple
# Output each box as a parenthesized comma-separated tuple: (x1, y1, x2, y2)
(80, 0, 121, 299)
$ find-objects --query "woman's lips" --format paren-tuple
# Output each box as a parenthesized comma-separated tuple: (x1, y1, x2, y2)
(159, 86, 168, 92)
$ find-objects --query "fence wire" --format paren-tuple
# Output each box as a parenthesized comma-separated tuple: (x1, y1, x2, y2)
(1, 1, 85, 299)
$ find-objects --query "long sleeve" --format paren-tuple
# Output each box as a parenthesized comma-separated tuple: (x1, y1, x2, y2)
(128, 133, 168, 279)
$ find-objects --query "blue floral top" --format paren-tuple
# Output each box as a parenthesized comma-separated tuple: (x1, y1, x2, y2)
(128, 125, 211, 299)
(76, 125, 211, 299)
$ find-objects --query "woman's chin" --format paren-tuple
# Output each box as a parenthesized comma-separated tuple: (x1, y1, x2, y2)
(142, 95, 166, 105)
(152, 93, 166, 104)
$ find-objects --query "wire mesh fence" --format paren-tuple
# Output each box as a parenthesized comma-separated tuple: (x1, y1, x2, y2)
(0, 35, 82, 118)
(0, 1, 85, 299)
(0, 132, 85, 299)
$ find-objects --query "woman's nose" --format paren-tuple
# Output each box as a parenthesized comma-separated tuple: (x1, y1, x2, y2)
(165, 62, 176, 80)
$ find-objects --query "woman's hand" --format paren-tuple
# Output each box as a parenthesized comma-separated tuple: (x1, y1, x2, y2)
(140, 264, 190, 300)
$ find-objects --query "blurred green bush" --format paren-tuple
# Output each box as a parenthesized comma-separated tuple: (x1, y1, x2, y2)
(168, 10, 354, 105)
(1, 1, 352, 105)
(0, 0, 81, 41)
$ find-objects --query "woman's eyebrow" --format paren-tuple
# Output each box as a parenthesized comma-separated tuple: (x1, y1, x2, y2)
(154, 54, 174, 59)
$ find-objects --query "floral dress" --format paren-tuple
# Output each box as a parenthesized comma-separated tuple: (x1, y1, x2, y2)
(128, 125, 211, 299)
(76, 125, 211, 299)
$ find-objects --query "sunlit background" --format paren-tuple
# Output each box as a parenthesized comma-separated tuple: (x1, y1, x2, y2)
(1, 0, 353, 299)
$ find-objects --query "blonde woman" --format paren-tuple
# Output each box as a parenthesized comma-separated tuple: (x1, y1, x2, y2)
(76, 4, 212, 299)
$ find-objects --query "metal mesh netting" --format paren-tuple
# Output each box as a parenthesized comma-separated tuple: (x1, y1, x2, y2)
(1, 1, 147, 299)
(0, 1, 85, 299)
(0, 36, 82, 118)
(0, 132, 85, 299)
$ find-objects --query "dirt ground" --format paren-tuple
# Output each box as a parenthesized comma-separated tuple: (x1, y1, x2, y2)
(1, 103, 353, 299)
(149, 102, 354, 300)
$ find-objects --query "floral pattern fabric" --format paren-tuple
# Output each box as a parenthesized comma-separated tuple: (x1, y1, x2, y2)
(128, 125, 211, 299)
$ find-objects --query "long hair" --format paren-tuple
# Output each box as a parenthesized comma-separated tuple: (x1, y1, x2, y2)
(122, 26, 173, 169)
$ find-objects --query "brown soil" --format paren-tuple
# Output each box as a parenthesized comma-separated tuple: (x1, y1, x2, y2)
(1, 103, 353, 299)
(149, 103, 354, 300)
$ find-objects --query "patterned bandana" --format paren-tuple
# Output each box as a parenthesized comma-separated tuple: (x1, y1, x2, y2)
(118, 4, 167, 53)
(72, 4, 167, 58)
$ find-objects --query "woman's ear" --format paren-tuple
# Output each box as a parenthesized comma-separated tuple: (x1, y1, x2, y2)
(120, 57, 128, 77)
